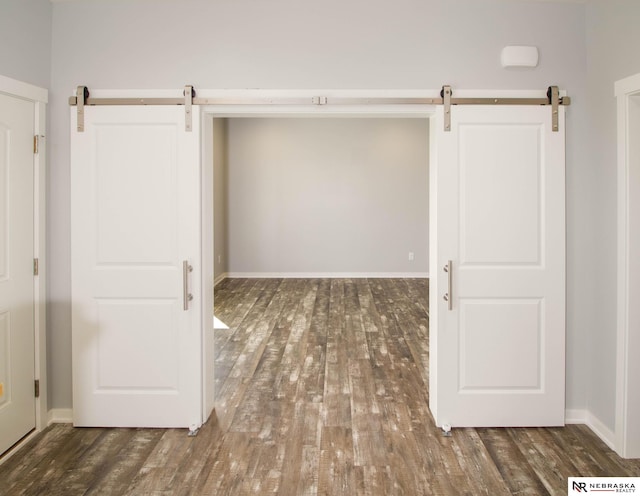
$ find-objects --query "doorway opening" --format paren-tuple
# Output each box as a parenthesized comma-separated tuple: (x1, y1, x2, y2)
(615, 74, 640, 458)
(0, 75, 47, 459)
(201, 109, 434, 422)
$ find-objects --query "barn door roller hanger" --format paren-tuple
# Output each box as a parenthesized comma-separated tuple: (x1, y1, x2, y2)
(70, 84, 571, 132)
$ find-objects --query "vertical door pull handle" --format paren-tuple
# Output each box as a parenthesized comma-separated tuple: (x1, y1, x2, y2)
(183, 260, 194, 311)
(443, 260, 453, 311)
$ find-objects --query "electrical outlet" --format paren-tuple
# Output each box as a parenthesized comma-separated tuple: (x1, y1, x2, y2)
(408, 252, 415, 261)
(217, 255, 221, 264)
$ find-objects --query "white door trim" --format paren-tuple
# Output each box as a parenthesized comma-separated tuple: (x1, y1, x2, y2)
(615, 72, 640, 458)
(0, 74, 48, 451)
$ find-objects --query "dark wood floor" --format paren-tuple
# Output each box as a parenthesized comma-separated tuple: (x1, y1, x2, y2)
(1, 278, 639, 495)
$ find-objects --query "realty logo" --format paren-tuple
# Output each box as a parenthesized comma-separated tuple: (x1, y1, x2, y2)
(569, 477, 639, 494)
(572, 480, 588, 492)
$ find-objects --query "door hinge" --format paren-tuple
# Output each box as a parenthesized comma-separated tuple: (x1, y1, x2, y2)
(33, 258, 39, 276)
(34, 135, 45, 154)
(34, 379, 40, 398)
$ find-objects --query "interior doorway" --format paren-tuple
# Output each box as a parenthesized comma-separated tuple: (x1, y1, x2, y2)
(203, 104, 434, 418)
(0, 75, 47, 459)
(0, 91, 36, 456)
(208, 116, 431, 417)
(615, 73, 640, 458)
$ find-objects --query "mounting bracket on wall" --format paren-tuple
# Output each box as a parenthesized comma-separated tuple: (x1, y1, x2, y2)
(69, 84, 571, 133)
(442, 85, 452, 131)
(184, 85, 194, 132)
(75, 86, 89, 132)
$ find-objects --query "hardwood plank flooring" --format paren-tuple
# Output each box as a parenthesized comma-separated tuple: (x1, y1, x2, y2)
(2, 278, 640, 495)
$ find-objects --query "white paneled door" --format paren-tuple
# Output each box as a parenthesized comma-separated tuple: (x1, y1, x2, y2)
(430, 105, 566, 427)
(0, 93, 36, 454)
(71, 106, 202, 428)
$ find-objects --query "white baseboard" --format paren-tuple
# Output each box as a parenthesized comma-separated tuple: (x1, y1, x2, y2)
(585, 411, 616, 451)
(564, 408, 587, 424)
(565, 408, 616, 451)
(214, 273, 228, 287)
(47, 408, 73, 425)
(225, 272, 429, 279)
(0, 430, 40, 466)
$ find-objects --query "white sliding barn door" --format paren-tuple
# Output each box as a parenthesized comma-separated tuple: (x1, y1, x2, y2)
(71, 106, 202, 428)
(430, 105, 566, 427)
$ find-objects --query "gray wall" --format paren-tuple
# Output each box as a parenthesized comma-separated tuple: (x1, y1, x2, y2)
(48, 0, 590, 412)
(213, 119, 228, 283)
(225, 118, 429, 274)
(583, 0, 640, 431)
(0, 0, 52, 89)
